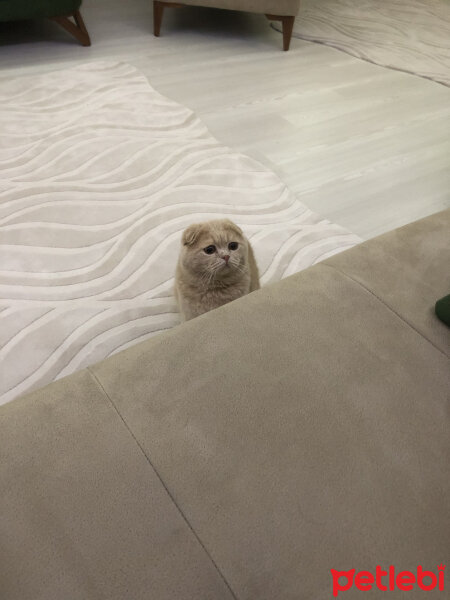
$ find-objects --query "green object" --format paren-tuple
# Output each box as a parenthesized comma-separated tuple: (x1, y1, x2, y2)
(0, 0, 82, 22)
(435, 294, 450, 327)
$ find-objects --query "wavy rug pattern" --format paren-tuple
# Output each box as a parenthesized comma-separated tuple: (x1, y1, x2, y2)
(0, 62, 360, 405)
(274, 0, 450, 87)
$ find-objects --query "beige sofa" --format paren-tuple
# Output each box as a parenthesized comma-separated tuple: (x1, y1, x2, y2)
(0, 210, 449, 600)
(153, 0, 301, 50)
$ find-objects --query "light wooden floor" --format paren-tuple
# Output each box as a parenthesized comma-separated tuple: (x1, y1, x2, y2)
(1, 0, 449, 239)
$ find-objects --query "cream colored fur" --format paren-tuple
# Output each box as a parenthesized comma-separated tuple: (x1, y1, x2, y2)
(175, 219, 260, 321)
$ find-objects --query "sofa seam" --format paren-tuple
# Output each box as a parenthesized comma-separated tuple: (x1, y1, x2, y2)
(322, 264, 449, 359)
(87, 366, 240, 600)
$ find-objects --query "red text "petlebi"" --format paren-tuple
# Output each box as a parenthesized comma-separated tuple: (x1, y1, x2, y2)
(330, 565, 445, 597)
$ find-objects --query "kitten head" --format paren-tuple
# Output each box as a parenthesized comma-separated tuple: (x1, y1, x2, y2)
(179, 219, 249, 283)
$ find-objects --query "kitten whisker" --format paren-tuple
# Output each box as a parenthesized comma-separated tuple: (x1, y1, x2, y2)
(231, 263, 247, 275)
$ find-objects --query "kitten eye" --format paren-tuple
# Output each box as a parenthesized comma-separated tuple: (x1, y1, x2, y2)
(228, 242, 238, 251)
(204, 245, 216, 255)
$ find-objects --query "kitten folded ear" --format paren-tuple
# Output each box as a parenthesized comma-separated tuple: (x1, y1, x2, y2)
(223, 219, 244, 237)
(182, 223, 203, 246)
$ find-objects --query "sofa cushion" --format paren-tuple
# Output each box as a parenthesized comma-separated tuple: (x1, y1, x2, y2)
(0, 370, 235, 600)
(323, 209, 450, 356)
(91, 251, 449, 599)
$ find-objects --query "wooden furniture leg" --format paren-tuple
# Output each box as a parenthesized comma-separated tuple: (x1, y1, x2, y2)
(266, 14, 296, 51)
(154, 1, 184, 37)
(50, 10, 91, 46)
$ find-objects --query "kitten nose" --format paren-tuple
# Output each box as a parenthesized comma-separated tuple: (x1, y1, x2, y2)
(222, 255, 230, 263)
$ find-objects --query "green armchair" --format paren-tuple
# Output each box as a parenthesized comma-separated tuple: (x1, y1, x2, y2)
(0, 0, 90, 45)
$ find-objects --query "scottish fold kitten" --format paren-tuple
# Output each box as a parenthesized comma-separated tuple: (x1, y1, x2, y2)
(175, 219, 260, 321)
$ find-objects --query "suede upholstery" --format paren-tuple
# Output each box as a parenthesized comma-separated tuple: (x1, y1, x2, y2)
(0, 371, 234, 600)
(0, 0, 81, 21)
(169, 0, 301, 16)
(0, 211, 449, 600)
(325, 209, 450, 356)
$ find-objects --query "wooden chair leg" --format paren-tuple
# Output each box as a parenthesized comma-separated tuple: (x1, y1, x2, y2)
(154, 1, 184, 37)
(154, 1, 164, 36)
(282, 16, 295, 51)
(50, 10, 91, 46)
(266, 14, 296, 51)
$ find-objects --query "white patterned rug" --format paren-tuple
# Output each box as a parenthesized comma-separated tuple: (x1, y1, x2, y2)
(0, 62, 360, 405)
(274, 0, 450, 87)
